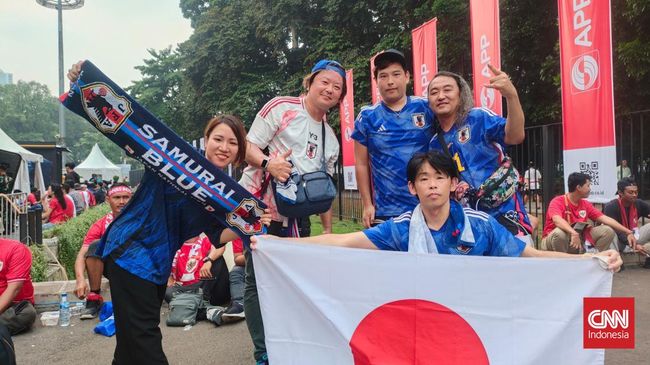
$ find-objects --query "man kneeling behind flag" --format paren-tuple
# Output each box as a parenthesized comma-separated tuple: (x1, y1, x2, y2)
(252, 150, 621, 269)
(250, 150, 622, 364)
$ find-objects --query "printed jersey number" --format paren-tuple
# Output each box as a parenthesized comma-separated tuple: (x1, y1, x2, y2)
(452, 152, 465, 172)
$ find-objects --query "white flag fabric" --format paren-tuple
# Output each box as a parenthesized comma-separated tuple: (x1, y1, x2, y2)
(253, 237, 612, 365)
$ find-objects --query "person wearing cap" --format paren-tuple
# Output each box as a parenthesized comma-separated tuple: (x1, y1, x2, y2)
(352, 49, 434, 228)
(80, 183, 96, 208)
(69, 183, 87, 216)
(427, 68, 533, 243)
(73, 183, 133, 319)
(603, 177, 650, 268)
(238, 59, 346, 365)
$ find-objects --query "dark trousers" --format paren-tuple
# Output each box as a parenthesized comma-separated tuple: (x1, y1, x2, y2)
(105, 258, 168, 365)
(0, 300, 36, 335)
(244, 216, 311, 361)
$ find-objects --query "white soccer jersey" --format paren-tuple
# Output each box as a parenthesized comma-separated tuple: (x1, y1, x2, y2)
(239, 96, 340, 220)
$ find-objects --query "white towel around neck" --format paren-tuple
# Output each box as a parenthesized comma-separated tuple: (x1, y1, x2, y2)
(408, 204, 439, 254)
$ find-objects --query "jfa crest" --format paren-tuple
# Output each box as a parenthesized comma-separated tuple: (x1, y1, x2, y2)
(80, 82, 133, 134)
(412, 113, 426, 128)
(226, 198, 265, 234)
(456, 244, 472, 254)
(306, 142, 318, 159)
(458, 126, 471, 144)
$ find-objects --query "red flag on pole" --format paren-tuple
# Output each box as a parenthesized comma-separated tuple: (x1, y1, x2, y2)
(370, 54, 382, 104)
(411, 18, 438, 97)
(470, 0, 502, 115)
(339, 69, 357, 190)
(558, 0, 616, 202)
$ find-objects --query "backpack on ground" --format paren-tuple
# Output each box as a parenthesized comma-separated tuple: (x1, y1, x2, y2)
(166, 289, 203, 327)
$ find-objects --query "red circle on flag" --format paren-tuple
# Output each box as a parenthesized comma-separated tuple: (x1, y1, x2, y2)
(349, 299, 489, 365)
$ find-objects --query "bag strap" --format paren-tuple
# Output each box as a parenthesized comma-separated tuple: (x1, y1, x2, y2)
(320, 121, 327, 172)
(436, 127, 452, 159)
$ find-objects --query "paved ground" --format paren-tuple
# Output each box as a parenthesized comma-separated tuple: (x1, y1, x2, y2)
(13, 265, 650, 364)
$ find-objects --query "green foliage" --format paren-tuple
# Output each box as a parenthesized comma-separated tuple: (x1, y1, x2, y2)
(29, 244, 48, 283)
(0, 81, 125, 165)
(52, 204, 111, 279)
(125, 0, 650, 135)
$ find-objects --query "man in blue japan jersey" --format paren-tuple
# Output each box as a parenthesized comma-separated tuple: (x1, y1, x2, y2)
(252, 151, 622, 272)
(352, 49, 433, 228)
(427, 67, 533, 240)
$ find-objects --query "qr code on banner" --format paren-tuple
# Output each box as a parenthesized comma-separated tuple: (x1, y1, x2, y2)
(580, 161, 599, 185)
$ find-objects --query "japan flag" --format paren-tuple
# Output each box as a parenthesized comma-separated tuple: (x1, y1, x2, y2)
(253, 238, 611, 365)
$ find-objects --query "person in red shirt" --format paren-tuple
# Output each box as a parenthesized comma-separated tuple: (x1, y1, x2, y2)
(542, 172, 636, 253)
(166, 234, 246, 325)
(73, 184, 132, 319)
(27, 187, 40, 206)
(41, 184, 74, 229)
(0, 238, 36, 335)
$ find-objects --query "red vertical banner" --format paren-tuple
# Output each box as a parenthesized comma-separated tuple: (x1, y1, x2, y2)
(470, 0, 502, 115)
(339, 69, 357, 190)
(558, 0, 616, 202)
(411, 18, 438, 97)
(370, 54, 382, 104)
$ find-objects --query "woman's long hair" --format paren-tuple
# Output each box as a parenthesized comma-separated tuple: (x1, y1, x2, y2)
(50, 183, 67, 210)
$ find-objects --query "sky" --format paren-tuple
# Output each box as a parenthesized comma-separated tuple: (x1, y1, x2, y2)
(0, 0, 193, 96)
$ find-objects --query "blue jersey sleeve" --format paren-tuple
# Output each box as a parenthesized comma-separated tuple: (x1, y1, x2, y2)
(362, 218, 409, 252)
(351, 109, 369, 146)
(479, 108, 507, 146)
(486, 216, 525, 257)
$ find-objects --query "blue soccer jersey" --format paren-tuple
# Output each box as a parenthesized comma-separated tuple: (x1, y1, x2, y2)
(351, 96, 433, 217)
(363, 200, 525, 256)
(97, 170, 224, 284)
(429, 108, 531, 231)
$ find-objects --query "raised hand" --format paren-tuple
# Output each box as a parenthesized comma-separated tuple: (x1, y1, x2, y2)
(67, 61, 84, 83)
(484, 64, 517, 99)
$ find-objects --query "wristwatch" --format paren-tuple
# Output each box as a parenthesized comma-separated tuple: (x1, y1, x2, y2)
(202, 256, 215, 264)
(261, 158, 269, 170)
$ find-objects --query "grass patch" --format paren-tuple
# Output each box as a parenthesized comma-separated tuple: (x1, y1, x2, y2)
(310, 217, 364, 236)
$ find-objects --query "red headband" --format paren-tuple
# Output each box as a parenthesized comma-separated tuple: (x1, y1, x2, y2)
(108, 186, 132, 197)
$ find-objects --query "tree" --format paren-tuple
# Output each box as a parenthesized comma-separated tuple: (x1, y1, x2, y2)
(0, 80, 124, 164)
(127, 0, 649, 138)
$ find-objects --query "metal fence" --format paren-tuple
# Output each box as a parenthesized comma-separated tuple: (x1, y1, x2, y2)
(0, 192, 41, 244)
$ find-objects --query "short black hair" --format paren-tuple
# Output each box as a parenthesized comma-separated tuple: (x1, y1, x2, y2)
(407, 151, 458, 183)
(617, 177, 637, 194)
(65, 162, 76, 169)
(567, 172, 591, 192)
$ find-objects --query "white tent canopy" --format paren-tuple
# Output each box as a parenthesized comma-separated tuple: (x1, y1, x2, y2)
(0, 127, 46, 194)
(75, 144, 121, 181)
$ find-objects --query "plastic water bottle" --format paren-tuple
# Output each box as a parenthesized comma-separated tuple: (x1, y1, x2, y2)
(59, 293, 71, 327)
